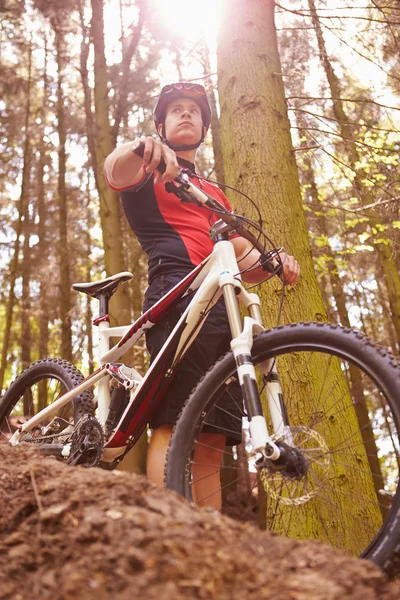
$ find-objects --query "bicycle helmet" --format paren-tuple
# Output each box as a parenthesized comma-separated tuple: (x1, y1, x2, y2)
(153, 82, 212, 151)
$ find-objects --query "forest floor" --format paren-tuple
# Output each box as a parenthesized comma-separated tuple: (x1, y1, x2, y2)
(0, 445, 399, 600)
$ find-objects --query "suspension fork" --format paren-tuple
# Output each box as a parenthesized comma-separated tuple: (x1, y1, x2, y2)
(258, 358, 293, 445)
(240, 287, 293, 446)
(222, 282, 281, 460)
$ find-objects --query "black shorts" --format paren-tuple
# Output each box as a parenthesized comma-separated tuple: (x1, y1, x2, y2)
(143, 272, 243, 445)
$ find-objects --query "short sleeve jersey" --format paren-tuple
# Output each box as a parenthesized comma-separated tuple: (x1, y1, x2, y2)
(115, 158, 233, 282)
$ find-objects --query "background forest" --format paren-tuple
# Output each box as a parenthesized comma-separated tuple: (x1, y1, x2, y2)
(1, 0, 400, 395)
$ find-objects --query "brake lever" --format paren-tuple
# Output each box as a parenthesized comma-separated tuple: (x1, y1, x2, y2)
(165, 181, 202, 205)
(260, 248, 284, 276)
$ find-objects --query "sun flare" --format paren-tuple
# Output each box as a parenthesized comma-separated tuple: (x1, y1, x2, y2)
(149, 0, 219, 42)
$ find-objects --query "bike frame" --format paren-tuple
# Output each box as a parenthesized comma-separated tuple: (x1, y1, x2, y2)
(9, 233, 285, 465)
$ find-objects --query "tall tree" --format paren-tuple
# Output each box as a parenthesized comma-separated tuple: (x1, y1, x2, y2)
(0, 38, 33, 391)
(299, 125, 389, 514)
(217, 0, 381, 550)
(37, 32, 50, 362)
(53, 11, 72, 361)
(90, 0, 132, 327)
(308, 0, 400, 345)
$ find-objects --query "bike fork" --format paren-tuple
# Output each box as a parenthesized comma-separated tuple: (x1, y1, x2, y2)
(223, 283, 283, 460)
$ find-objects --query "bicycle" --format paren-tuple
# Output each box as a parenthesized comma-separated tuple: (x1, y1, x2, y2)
(1, 144, 400, 578)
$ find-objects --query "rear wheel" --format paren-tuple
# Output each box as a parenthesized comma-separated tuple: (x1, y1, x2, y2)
(165, 323, 400, 577)
(0, 358, 93, 446)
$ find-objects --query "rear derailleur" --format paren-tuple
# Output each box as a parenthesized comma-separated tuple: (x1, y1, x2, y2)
(63, 414, 104, 468)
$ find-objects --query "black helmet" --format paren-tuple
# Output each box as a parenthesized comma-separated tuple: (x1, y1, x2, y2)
(153, 82, 212, 151)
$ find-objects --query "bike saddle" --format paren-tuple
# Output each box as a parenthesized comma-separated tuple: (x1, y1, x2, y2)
(72, 271, 133, 299)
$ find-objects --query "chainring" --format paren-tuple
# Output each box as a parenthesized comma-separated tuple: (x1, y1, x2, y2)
(67, 414, 104, 468)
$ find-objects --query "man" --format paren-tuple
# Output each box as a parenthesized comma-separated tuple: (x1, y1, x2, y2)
(104, 82, 300, 506)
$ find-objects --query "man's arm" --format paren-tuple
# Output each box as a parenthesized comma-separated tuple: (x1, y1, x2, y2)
(231, 237, 300, 285)
(104, 138, 180, 191)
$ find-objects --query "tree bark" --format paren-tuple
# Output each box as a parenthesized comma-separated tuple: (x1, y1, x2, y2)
(218, 0, 325, 326)
(217, 0, 381, 549)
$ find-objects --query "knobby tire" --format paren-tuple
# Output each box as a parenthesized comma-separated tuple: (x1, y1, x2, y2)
(165, 322, 400, 578)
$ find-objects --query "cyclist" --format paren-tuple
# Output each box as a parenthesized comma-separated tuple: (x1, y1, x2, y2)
(104, 82, 300, 507)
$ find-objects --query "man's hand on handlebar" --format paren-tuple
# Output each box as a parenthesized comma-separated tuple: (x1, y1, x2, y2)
(133, 140, 300, 287)
(136, 137, 179, 184)
(279, 252, 300, 286)
(232, 238, 300, 286)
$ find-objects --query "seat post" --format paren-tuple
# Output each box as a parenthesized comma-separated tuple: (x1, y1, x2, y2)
(99, 294, 109, 318)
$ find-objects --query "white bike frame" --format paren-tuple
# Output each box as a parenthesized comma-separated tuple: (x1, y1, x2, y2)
(10, 237, 285, 463)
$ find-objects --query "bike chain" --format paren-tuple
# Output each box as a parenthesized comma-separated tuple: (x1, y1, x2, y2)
(18, 420, 74, 444)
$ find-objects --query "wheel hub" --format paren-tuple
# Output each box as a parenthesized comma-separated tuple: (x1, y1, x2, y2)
(258, 426, 331, 506)
(256, 440, 309, 480)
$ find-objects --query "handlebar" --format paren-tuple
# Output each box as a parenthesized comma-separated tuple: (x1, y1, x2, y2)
(132, 141, 283, 276)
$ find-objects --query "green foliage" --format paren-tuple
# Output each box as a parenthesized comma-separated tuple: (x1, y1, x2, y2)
(1, 0, 400, 386)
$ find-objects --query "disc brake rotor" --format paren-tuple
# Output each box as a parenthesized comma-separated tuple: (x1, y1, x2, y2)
(259, 426, 331, 506)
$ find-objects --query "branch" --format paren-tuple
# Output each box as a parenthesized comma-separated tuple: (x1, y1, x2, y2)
(292, 125, 400, 152)
(111, 1, 147, 143)
(316, 14, 400, 84)
(275, 2, 400, 24)
(291, 108, 400, 134)
(287, 96, 400, 112)
(303, 129, 399, 205)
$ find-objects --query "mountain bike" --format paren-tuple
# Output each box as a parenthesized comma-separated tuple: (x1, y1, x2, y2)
(1, 145, 400, 578)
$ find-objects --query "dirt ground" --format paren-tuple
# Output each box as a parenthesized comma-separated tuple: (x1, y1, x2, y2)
(0, 446, 399, 600)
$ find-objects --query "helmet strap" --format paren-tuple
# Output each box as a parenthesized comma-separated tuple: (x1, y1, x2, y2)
(160, 124, 205, 152)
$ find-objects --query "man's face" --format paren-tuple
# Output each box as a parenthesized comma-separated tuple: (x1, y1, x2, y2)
(160, 98, 204, 146)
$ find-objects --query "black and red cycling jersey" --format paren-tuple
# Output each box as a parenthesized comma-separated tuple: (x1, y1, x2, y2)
(107, 157, 233, 283)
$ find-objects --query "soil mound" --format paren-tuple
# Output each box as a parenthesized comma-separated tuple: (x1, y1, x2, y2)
(0, 446, 399, 600)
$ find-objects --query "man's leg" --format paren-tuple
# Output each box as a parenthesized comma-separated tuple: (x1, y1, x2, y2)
(192, 433, 226, 510)
(147, 425, 226, 510)
(146, 424, 173, 486)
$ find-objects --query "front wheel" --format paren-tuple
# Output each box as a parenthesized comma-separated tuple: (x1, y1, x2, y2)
(0, 358, 94, 446)
(165, 323, 400, 577)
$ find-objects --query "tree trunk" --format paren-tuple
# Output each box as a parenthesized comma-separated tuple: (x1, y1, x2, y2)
(78, 0, 100, 193)
(111, 0, 146, 145)
(217, 0, 381, 550)
(37, 33, 50, 368)
(91, 0, 145, 473)
(21, 172, 32, 371)
(300, 122, 389, 518)
(21, 184, 32, 415)
(308, 0, 400, 345)
(218, 0, 325, 326)
(54, 23, 72, 361)
(201, 49, 225, 184)
(90, 0, 132, 328)
(319, 275, 337, 323)
(85, 173, 94, 375)
(0, 39, 33, 392)
(374, 258, 399, 353)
